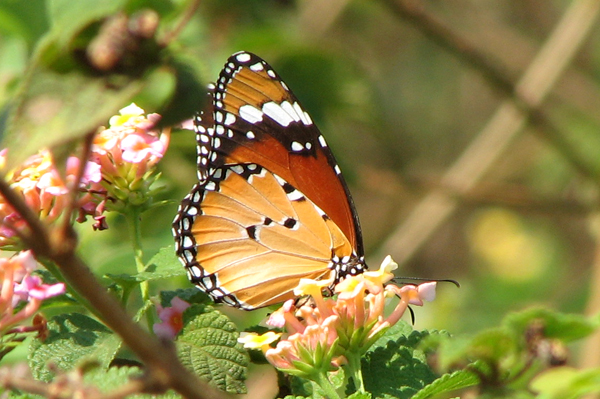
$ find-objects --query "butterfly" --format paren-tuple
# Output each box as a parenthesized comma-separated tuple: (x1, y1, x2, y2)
(173, 51, 367, 310)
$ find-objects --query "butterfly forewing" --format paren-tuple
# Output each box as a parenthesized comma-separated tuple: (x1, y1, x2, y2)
(173, 51, 366, 309)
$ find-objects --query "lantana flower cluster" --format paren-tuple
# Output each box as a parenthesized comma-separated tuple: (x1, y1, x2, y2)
(0, 149, 100, 247)
(239, 256, 436, 394)
(0, 103, 168, 246)
(0, 103, 167, 344)
(0, 250, 65, 335)
(90, 103, 169, 217)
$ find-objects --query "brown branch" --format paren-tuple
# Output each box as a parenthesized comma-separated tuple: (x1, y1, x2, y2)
(59, 131, 95, 240)
(0, 183, 221, 399)
(381, 0, 516, 97)
(378, 0, 600, 265)
(0, 365, 155, 399)
(381, 0, 600, 185)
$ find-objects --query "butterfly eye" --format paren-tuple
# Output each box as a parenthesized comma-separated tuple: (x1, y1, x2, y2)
(173, 52, 367, 310)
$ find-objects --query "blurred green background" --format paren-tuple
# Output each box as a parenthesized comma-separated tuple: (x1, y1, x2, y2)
(1, 0, 599, 366)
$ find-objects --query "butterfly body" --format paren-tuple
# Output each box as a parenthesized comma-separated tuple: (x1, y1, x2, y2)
(173, 52, 366, 310)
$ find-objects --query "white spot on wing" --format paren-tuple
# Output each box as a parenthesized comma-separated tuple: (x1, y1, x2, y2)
(263, 102, 294, 126)
(292, 102, 311, 126)
(287, 189, 304, 201)
(236, 53, 251, 63)
(183, 236, 193, 248)
(280, 101, 300, 122)
(318, 135, 327, 147)
(250, 62, 264, 71)
(246, 131, 256, 139)
(291, 141, 304, 152)
(239, 105, 263, 123)
(224, 113, 236, 126)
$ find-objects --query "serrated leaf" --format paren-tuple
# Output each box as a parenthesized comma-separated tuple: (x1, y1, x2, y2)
(362, 328, 436, 399)
(502, 308, 598, 343)
(28, 313, 121, 382)
(176, 305, 248, 394)
(368, 321, 414, 353)
(410, 369, 480, 399)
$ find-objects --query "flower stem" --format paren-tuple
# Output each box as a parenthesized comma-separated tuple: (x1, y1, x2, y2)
(346, 353, 365, 393)
(126, 206, 153, 329)
(312, 372, 342, 399)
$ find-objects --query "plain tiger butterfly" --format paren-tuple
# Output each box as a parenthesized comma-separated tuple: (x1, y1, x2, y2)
(173, 51, 367, 310)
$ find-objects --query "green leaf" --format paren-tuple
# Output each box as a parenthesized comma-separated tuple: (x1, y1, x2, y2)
(83, 366, 181, 399)
(7, 65, 144, 166)
(347, 392, 372, 399)
(531, 366, 600, 399)
(28, 313, 120, 382)
(0, 0, 49, 46)
(410, 369, 480, 399)
(3, 392, 44, 399)
(105, 245, 185, 287)
(368, 321, 414, 353)
(105, 246, 186, 286)
(47, 0, 127, 48)
(159, 288, 211, 307)
(362, 327, 436, 399)
(502, 307, 599, 343)
(176, 304, 248, 394)
(144, 245, 187, 280)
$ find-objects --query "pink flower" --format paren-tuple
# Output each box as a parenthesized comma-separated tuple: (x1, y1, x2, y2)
(121, 134, 165, 163)
(15, 276, 66, 301)
(0, 251, 65, 334)
(153, 297, 191, 339)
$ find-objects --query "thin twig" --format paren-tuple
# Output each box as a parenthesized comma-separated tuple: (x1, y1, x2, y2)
(381, 0, 600, 185)
(580, 213, 600, 369)
(377, 0, 600, 265)
(159, 0, 202, 46)
(381, 0, 516, 97)
(60, 131, 95, 239)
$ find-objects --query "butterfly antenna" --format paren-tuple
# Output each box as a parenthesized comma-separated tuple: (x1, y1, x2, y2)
(393, 276, 460, 288)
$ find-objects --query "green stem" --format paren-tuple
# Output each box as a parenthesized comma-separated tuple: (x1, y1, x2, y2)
(42, 260, 103, 319)
(126, 206, 153, 329)
(312, 372, 342, 399)
(346, 353, 365, 394)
